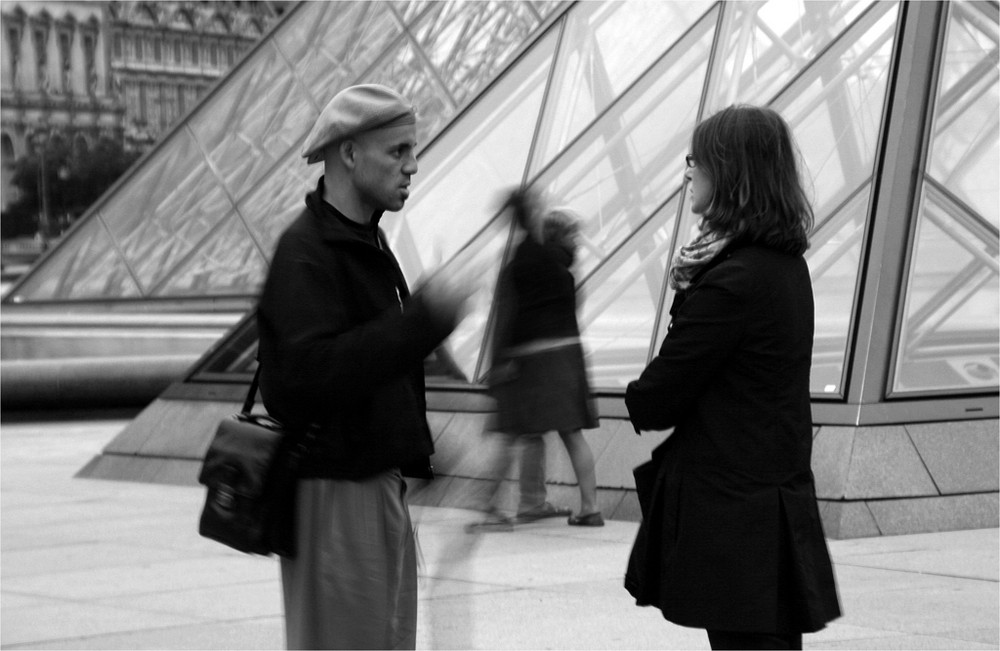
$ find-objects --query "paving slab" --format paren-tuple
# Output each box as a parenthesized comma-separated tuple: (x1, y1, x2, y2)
(1, 417, 997, 650)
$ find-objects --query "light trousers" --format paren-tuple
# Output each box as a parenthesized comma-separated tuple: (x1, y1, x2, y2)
(281, 471, 416, 650)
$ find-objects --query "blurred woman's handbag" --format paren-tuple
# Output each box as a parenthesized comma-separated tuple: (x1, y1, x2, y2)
(197, 365, 315, 558)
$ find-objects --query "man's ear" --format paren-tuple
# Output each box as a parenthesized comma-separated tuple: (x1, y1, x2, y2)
(338, 139, 357, 169)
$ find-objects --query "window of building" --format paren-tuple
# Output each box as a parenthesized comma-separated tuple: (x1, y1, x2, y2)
(6, 27, 20, 85)
(58, 31, 72, 93)
(83, 34, 96, 94)
(32, 27, 47, 90)
(125, 81, 141, 122)
(134, 35, 143, 61)
(185, 84, 198, 110)
(113, 33, 122, 59)
(147, 82, 161, 129)
(191, 41, 199, 65)
(174, 39, 181, 63)
(153, 38, 161, 62)
(210, 43, 218, 66)
(138, 80, 147, 122)
(163, 82, 178, 130)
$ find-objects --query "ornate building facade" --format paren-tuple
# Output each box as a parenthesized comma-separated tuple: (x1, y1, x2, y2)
(1, 1, 285, 211)
(107, 1, 285, 150)
(1, 1, 120, 209)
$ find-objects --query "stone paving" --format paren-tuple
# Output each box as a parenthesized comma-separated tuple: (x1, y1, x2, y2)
(2, 418, 997, 649)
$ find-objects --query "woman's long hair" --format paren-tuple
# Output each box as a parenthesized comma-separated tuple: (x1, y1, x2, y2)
(691, 105, 813, 255)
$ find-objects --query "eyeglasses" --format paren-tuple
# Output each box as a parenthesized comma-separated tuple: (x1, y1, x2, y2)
(685, 154, 696, 169)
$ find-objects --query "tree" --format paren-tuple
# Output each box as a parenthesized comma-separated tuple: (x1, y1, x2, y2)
(1, 138, 141, 240)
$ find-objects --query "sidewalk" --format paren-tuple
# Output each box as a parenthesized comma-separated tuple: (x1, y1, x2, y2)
(2, 418, 997, 650)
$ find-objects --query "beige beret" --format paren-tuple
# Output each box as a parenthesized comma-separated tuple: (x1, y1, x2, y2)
(302, 84, 417, 164)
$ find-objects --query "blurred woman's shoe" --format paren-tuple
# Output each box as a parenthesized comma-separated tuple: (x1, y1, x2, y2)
(567, 512, 604, 527)
(515, 502, 572, 523)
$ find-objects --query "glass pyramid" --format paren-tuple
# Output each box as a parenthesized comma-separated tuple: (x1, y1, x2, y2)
(6, 1, 560, 301)
(7, 0, 998, 405)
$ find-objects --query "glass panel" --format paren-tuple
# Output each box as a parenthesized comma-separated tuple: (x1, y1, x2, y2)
(384, 26, 558, 285)
(535, 10, 716, 282)
(807, 189, 870, 395)
(926, 1, 999, 230)
(705, 0, 875, 111)
(646, 2, 899, 395)
(381, 28, 558, 380)
(776, 2, 899, 212)
(189, 41, 317, 200)
(534, 1, 711, 168)
(191, 311, 259, 377)
(893, 3, 1000, 394)
(392, 1, 431, 25)
(102, 128, 232, 294)
(8, 215, 141, 301)
(365, 39, 455, 145)
(411, 0, 547, 107)
(238, 150, 316, 259)
(274, 2, 400, 101)
(438, 222, 512, 382)
(152, 212, 269, 297)
(893, 186, 999, 392)
(579, 197, 680, 388)
(773, 1, 899, 396)
(11, 1, 553, 304)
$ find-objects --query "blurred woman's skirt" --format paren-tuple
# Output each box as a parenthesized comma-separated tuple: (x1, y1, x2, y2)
(280, 471, 417, 650)
(491, 340, 598, 435)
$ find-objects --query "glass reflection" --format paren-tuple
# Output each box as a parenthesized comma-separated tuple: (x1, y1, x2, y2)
(533, 1, 710, 169)
(926, 1, 999, 230)
(410, 1, 546, 105)
(152, 212, 268, 297)
(705, 0, 875, 112)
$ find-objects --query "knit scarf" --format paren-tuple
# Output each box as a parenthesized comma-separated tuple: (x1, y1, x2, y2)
(668, 225, 732, 291)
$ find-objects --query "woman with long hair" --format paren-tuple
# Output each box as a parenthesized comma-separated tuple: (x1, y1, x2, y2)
(624, 105, 841, 650)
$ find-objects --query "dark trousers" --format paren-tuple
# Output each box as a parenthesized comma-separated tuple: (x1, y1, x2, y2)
(707, 629, 803, 650)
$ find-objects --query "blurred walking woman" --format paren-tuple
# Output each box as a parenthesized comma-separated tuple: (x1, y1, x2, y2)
(624, 105, 841, 650)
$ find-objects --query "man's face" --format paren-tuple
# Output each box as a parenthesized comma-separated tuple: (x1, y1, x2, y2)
(351, 123, 418, 214)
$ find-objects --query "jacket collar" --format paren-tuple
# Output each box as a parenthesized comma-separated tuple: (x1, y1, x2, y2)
(305, 177, 385, 247)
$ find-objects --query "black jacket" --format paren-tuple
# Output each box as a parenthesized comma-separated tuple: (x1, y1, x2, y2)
(502, 236, 580, 347)
(624, 241, 841, 633)
(256, 179, 455, 479)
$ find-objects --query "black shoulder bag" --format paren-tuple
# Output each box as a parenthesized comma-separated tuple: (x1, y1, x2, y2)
(197, 365, 316, 558)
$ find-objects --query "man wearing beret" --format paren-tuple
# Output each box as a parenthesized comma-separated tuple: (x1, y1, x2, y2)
(257, 84, 473, 649)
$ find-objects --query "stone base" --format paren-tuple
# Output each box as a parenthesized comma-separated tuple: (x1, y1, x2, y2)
(77, 398, 999, 539)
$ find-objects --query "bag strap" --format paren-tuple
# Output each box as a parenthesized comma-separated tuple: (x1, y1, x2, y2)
(242, 365, 263, 415)
(243, 364, 319, 445)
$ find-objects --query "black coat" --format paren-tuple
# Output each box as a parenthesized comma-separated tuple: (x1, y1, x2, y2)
(256, 179, 455, 480)
(501, 236, 580, 348)
(624, 242, 841, 634)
